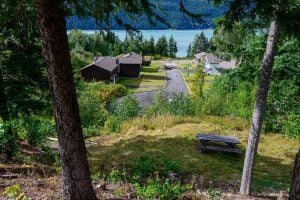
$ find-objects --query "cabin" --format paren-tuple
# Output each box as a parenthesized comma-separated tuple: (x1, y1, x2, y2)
(194, 52, 207, 66)
(80, 57, 119, 83)
(118, 52, 143, 78)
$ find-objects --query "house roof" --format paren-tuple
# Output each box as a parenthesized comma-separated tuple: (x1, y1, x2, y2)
(194, 52, 207, 60)
(81, 56, 118, 72)
(219, 60, 236, 69)
(118, 52, 142, 64)
(206, 53, 223, 64)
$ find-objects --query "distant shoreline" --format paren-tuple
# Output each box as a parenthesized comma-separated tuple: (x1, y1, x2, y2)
(67, 28, 214, 31)
(67, 29, 214, 57)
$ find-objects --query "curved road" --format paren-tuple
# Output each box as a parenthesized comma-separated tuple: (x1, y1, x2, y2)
(134, 69, 189, 107)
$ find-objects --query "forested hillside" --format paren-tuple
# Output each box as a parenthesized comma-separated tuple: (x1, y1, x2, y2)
(67, 0, 226, 30)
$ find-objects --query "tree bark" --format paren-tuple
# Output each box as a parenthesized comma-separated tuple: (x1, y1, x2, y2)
(289, 149, 300, 200)
(36, 0, 96, 199)
(239, 17, 280, 195)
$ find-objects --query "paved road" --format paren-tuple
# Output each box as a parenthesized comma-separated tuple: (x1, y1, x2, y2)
(133, 69, 189, 107)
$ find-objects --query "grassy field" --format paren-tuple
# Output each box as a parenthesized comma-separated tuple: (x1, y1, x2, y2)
(87, 115, 299, 193)
(118, 62, 166, 93)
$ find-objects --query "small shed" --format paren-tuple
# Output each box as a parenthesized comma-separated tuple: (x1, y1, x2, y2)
(118, 52, 143, 78)
(80, 57, 119, 83)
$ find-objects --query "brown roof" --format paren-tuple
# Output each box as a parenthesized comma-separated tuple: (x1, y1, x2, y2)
(118, 52, 142, 64)
(219, 60, 236, 69)
(194, 52, 207, 60)
(206, 53, 223, 64)
(81, 56, 118, 72)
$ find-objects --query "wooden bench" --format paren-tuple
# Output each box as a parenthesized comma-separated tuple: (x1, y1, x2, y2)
(196, 133, 242, 154)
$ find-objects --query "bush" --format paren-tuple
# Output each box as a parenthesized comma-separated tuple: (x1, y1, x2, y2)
(77, 81, 127, 103)
(201, 76, 255, 118)
(146, 92, 196, 117)
(135, 178, 189, 200)
(282, 114, 300, 139)
(104, 96, 140, 133)
(0, 119, 18, 157)
(23, 116, 55, 146)
(99, 84, 127, 103)
(78, 89, 108, 135)
(109, 95, 140, 120)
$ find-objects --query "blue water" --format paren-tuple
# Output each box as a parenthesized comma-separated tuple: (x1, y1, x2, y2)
(82, 29, 214, 57)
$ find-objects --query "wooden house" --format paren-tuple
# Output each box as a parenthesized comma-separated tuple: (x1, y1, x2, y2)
(118, 52, 143, 78)
(80, 57, 119, 83)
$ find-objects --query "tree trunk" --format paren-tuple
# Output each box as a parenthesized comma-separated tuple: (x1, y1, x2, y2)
(36, 0, 96, 199)
(0, 74, 17, 159)
(289, 149, 300, 200)
(239, 17, 280, 195)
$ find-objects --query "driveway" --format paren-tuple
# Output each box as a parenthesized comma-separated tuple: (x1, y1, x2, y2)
(133, 69, 189, 107)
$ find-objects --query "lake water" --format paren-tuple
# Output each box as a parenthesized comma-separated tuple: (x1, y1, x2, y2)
(83, 29, 214, 57)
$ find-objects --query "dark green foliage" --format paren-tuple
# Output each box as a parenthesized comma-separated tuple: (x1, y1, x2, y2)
(156, 35, 169, 57)
(168, 35, 178, 58)
(187, 31, 210, 56)
(1, 0, 50, 156)
(77, 81, 128, 136)
(202, 76, 256, 118)
(192, 65, 205, 97)
(0, 121, 18, 157)
(186, 44, 192, 58)
(68, 30, 177, 62)
(23, 116, 55, 146)
(204, 28, 300, 137)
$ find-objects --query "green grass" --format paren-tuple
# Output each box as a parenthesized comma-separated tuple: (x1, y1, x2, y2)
(118, 62, 166, 93)
(203, 75, 216, 91)
(177, 62, 193, 69)
(87, 115, 299, 193)
(183, 75, 216, 94)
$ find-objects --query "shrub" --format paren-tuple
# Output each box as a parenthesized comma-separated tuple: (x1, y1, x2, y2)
(282, 113, 300, 139)
(0, 119, 18, 157)
(99, 84, 127, 103)
(135, 178, 189, 200)
(107, 169, 124, 183)
(201, 76, 255, 118)
(110, 95, 140, 120)
(77, 81, 127, 103)
(23, 116, 55, 146)
(146, 92, 196, 117)
(78, 89, 108, 134)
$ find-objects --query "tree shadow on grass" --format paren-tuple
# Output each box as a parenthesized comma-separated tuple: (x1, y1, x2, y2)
(87, 134, 293, 192)
(142, 74, 167, 81)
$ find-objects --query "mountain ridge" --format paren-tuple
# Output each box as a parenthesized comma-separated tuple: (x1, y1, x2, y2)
(66, 0, 225, 30)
